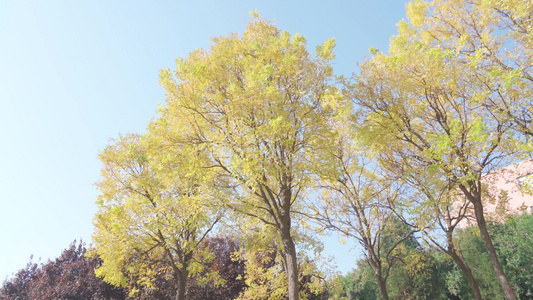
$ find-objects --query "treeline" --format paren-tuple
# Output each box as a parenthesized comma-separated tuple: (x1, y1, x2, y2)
(5, 0, 533, 299)
(2, 213, 532, 299)
(333, 213, 533, 299)
(0, 237, 327, 300)
(0, 241, 124, 300)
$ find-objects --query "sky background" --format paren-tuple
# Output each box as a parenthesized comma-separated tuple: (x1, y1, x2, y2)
(0, 0, 410, 281)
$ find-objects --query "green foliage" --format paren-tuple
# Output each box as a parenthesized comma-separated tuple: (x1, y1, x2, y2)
(385, 248, 450, 300)
(453, 227, 504, 299)
(328, 214, 533, 299)
(453, 214, 533, 299)
(334, 265, 380, 300)
(332, 248, 452, 300)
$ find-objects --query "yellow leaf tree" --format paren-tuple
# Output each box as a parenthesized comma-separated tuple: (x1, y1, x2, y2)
(310, 102, 417, 300)
(350, 1, 529, 298)
(391, 158, 484, 299)
(155, 16, 339, 300)
(90, 133, 223, 300)
(407, 0, 533, 139)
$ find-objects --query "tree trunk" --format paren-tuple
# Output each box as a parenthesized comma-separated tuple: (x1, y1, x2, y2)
(447, 248, 482, 300)
(279, 182, 299, 300)
(281, 233, 299, 300)
(376, 273, 389, 300)
(472, 200, 516, 300)
(175, 269, 188, 300)
(443, 226, 483, 300)
(367, 250, 389, 300)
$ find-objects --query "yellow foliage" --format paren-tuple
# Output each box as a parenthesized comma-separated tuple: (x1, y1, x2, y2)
(90, 133, 224, 294)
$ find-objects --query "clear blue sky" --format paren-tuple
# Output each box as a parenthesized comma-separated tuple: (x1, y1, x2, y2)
(0, 0, 409, 281)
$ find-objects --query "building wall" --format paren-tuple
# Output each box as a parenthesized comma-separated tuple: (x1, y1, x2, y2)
(461, 159, 533, 226)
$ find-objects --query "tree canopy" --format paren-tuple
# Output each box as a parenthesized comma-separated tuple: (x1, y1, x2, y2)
(91, 133, 223, 300)
(350, 0, 532, 298)
(85, 2, 533, 299)
(154, 15, 340, 300)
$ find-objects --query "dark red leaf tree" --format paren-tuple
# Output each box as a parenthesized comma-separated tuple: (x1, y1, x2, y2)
(0, 240, 126, 300)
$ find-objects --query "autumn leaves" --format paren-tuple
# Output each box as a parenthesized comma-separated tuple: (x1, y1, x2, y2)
(91, 2, 532, 299)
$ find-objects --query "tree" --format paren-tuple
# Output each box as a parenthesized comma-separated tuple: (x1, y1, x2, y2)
(155, 14, 339, 300)
(383, 237, 450, 300)
(0, 240, 126, 300)
(0, 260, 39, 299)
(90, 134, 222, 300)
(329, 232, 451, 300)
(396, 166, 484, 299)
(491, 213, 533, 298)
(307, 92, 417, 299)
(405, 0, 533, 140)
(351, 0, 525, 297)
(331, 265, 381, 300)
(124, 236, 247, 300)
(234, 240, 327, 300)
(187, 237, 247, 300)
(452, 213, 533, 299)
(311, 134, 415, 300)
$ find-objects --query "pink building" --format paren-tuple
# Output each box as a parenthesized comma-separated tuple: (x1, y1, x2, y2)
(461, 159, 533, 226)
